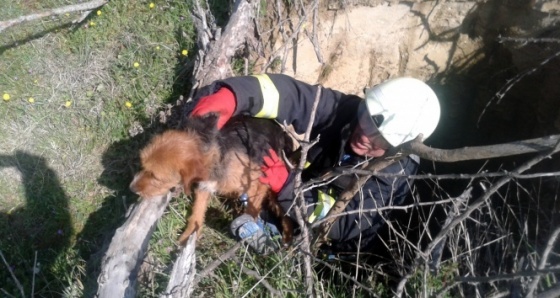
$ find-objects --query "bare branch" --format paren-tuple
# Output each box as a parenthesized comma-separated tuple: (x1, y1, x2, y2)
(525, 227, 560, 297)
(394, 139, 560, 297)
(0, 0, 107, 33)
(498, 35, 560, 44)
(310, 169, 560, 184)
(239, 266, 283, 296)
(291, 85, 323, 297)
(312, 135, 422, 251)
(0, 250, 25, 297)
(400, 134, 560, 163)
(477, 50, 560, 126)
(193, 0, 258, 89)
(299, 249, 380, 297)
(193, 242, 242, 286)
(453, 267, 560, 283)
(311, 191, 471, 229)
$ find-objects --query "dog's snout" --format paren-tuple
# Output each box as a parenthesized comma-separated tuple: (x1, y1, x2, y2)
(130, 173, 141, 194)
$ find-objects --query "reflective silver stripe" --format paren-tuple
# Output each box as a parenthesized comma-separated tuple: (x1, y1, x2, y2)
(252, 74, 279, 118)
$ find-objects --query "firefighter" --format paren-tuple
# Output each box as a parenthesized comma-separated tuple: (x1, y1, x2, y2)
(189, 74, 440, 254)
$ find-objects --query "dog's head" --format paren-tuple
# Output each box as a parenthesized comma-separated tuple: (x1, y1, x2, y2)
(130, 166, 181, 198)
(130, 130, 200, 198)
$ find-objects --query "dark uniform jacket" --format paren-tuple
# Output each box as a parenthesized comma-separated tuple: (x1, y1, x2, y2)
(193, 73, 419, 252)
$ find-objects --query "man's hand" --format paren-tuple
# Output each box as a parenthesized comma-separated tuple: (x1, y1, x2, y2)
(191, 87, 236, 129)
(259, 149, 288, 193)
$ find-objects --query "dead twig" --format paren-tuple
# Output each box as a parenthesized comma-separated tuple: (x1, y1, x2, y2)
(394, 139, 560, 297)
(290, 85, 323, 297)
(525, 227, 560, 297)
(310, 193, 469, 228)
(0, 0, 107, 33)
(239, 266, 283, 296)
(311, 135, 421, 252)
(477, 50, 560, 126)
(0, 250, 25, 298)
(453, 267, 560, 283)
(299, 249, 380, 297)
(193, 242, 242, 286)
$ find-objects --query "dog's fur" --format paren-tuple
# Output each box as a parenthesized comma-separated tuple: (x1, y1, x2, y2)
(130, 114, 294, 245)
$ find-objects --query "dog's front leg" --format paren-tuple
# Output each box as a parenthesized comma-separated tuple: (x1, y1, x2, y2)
(178, 181, 216, 245)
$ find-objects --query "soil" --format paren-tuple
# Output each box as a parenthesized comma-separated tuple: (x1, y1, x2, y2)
(255, 0, 560, 150)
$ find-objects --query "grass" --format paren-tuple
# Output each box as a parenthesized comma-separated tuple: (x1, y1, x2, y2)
(0, 0, 195, 296)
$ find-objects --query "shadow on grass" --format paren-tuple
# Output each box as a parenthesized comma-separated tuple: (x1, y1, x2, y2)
(0, 151, 72, 297)
(0, 22, 80, 55)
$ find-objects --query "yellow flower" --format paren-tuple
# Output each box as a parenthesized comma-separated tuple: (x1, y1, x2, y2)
(65, 13, 70, 17)
(2, 93, 10, 101)
(28, 97, 35, 103)
(181, 49, 188, 56)
(149, 3, 155, 9)
(133, 62, 140, 68)
(156, 46, 160, 50)
(125, 101, 133, 108)
(65, 101, 72, 108)
(97, 10, 102, 16)
(89, 21, 96, 26)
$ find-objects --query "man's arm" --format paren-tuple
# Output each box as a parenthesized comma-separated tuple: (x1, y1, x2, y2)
(191, 74, 351, 134)
(325, 157, 419, 244)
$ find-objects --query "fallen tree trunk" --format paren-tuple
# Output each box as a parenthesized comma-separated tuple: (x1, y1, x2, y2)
(96, 193, 172, 298)
(96, 0, 259, 297)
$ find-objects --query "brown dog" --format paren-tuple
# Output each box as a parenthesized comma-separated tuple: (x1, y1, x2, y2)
(130, 114, 294, 245)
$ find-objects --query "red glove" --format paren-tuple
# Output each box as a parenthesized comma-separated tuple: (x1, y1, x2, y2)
(259, 149, 289, 193)
(191, 87, 236, 129)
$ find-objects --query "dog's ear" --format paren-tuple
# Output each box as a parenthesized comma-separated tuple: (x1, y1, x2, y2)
(184, 113, 219, 145)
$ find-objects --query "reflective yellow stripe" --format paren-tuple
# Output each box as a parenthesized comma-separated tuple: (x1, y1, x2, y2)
(304, 161, 311, 169)
(252, 74, 279, 118)
(308, 190, 336, 223)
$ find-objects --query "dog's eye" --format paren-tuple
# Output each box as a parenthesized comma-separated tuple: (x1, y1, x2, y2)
(148, 172, 162, 182)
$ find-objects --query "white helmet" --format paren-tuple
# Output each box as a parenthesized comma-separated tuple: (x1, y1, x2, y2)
(362, 77, 441, 147)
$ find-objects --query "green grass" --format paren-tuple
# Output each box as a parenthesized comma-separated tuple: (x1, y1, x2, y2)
(0, 0, 195, 296)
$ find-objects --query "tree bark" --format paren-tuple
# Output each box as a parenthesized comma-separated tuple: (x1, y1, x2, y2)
(162, 232, 197, 298)
(96, 193, 172, 298)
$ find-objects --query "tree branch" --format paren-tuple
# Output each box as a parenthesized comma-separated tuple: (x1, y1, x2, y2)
(0, 0, 107, 33)
(96, 193, 172, 298)
(401, 134, 560, 163)
(394, 139, 560, 297)
(290, 85, 323, 297)
(311, 135, 422, 251)
(525, 227, 560, 297)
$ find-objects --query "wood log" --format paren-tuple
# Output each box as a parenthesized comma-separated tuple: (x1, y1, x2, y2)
(193, 0, 258, 88)
(162, 232, 197, 298)
(96, 193, 172, 298)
